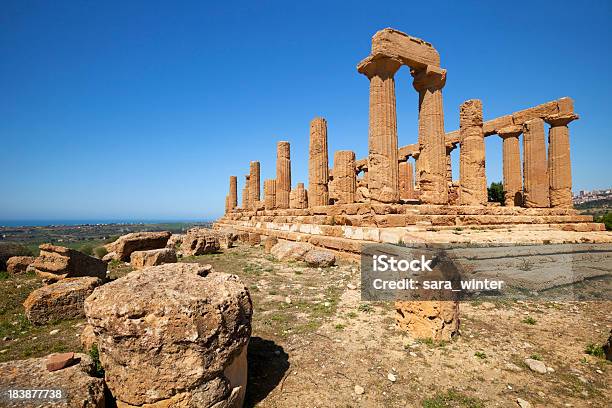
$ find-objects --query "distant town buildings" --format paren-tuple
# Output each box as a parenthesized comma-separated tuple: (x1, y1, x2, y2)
(573, 188, 612, 205)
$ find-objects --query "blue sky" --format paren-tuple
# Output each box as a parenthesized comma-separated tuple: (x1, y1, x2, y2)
(1, 0, 610, 221)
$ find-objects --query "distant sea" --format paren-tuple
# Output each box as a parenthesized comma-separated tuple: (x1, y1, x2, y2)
(0, 219, 213, 227)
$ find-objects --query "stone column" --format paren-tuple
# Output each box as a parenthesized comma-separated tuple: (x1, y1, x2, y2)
(308, 117, 329, 207)
(445, 145, 454, 184)
(332, 150, 356, 204)
(242, 175, 250, 209)
(358, 57, 401, 203)
(399, 161, 414, 199)
(264, 179, 276, 210)
(522, 118, 549, 208)
(275, 141, 291, 209)
(228, 176, 237, 210)
(459, 99, 487, 205)
(249, 161, 260, 209)
(413, 154, 420, 190)
(498, 125, 523, 206)
(290, 182, 308, 209)
(545, 113, 578, 208)
(412, 66, 448, 204)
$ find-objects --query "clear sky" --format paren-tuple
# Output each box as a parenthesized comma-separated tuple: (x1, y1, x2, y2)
(1, 0, 611, 221)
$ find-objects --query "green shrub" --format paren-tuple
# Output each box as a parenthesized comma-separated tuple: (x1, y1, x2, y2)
(93, 246, 108, 258)
(88, 344, 104, 377)
(585, 343, 605, 358)
(487, 181, 504, 204)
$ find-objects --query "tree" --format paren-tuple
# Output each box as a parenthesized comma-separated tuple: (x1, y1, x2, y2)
(488, 181, 504, 204)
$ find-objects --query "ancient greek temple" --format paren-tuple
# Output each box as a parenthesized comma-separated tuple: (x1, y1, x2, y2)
(218, 28, 601, 251)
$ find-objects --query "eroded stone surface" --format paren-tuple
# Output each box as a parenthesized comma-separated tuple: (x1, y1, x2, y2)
(290, 182, 308, 209)
(276, 141, 291, 209)
(330, 150, 356, 205)
(23, 277, 102, 325)
(309, 117, 329, 207)
(0, 353, 105, 407)
(523, 119, 550, 208)
(181, 229, 220, 256)
(84, 263, 252, 407)
(30, 244, 107, 282)
(395, 300, 459, 341)
(459, 99, 487, 205)
(130, 248, 177, 269)
(105, 231, 171, 262)
(6, 256, 35, 274)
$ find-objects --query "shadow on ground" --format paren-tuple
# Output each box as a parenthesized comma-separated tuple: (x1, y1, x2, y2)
(244, 336, 289, 407)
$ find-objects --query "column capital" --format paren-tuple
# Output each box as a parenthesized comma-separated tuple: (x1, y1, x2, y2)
(411, 65, 446, 92)
(445, 141, 458, 152)
(497, 125, 523, 138)
(357, 54, 402, 79)
(544, 113, 579, 127)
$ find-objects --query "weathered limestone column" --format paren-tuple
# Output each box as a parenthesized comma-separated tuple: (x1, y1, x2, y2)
(275, 141, 291, 209)
(399, 161, 414, 199)
(498, 125, 523, 206)
(459, 99, 487, 205)
(412, 66, 448, 204)
(308, 117, 329, 207)
(358, 56, 401, 203)
(523, 118, 550, 208)
(413, 154, 420, 190)
(332, 150, 356, 204)
(249, 161, 260, 208)
(228, 176, 237, 210)
(445, 144, 455, 184)
(242, 175, 250, 209)
(545, 113, 578, 208)
(289, 182, 308, 209)
(264, 179, 276, 210)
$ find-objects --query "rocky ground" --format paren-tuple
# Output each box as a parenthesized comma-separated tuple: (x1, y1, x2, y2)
(0, 245, 610, 407)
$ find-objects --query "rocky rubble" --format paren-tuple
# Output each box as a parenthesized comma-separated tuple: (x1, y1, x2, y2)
(105, 231, 171, 261)
(30, 244, 107, 282)
(181, 228, 221, 256)
(84, 263, 252, 407)
(6, 256, 35, 274)
(0, 353, 106, 407)
(130, 248, 177, 269)
(23, 277, 102, 325)
(270, 240, 336, 267)
(0, 242, 31, 271)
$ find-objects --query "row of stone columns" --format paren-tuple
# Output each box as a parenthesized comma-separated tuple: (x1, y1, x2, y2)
(497, 114, 577, 208)
(358, 55, 449, 205)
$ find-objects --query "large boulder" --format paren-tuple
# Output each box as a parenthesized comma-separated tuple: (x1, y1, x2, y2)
(0, 352, 105, 407)
(270, 241, 336, 267)
(395, 300, 459, 342)
(6, 256, 35, 274)
(105, 231, 171, 261)
(0, 242, 31, 271)
(23, 277, 102, 325)
(84, 263, 252, 408)
(130, 248, 177, 269)
(30, 244, 107, 282)
(270, 241, 315, 262)
(181, 229, 221, 256)
(303, 249, 336, 267)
